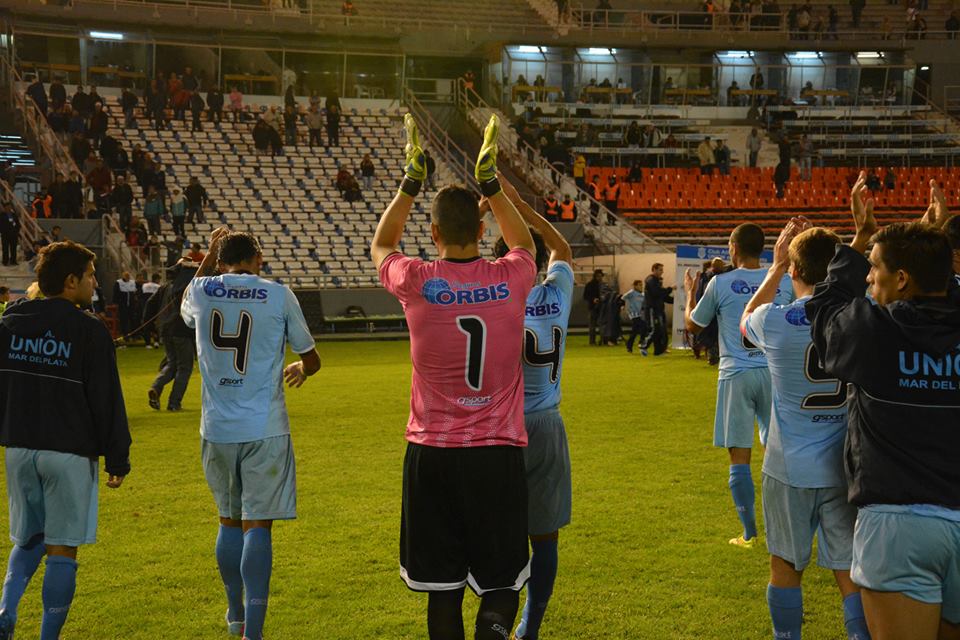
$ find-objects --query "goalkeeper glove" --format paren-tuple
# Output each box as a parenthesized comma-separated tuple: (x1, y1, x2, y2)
(402, 113, 427, 182)
(475, 114, 502, 196)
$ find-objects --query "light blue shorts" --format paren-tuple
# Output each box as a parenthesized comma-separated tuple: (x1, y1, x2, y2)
(762, 474, 855, 571)
(201, 435, 297, 521)
(5, 448, 98, 547)
(524, 408, 572, 536)
(713, 368, 771, 449)
(852, 506, 960, 623)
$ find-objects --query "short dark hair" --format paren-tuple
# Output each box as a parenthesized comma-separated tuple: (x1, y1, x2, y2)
(431, 186, 481, 248)
(789, 227, 842, 286)
(943, 215, 960, 251)
(0, 286, 9, 295)
(651, 262, 664, 271)
(873, 222, 953, 294)
(493, 229, 548, 273)
(36, 240, 96, 296)
(730, 223, 765, 258)
(218, 232, 262, 266)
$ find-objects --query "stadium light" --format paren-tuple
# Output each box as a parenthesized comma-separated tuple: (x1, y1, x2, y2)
(719, 51, 753, 58)
(587, 47, 615, 55)
(856, 51, 882, 59)
(920, 65, 930, 71)
(516, 45, 541, 54)
(89, 30, 124, 40)
(789, 52, 820, 59)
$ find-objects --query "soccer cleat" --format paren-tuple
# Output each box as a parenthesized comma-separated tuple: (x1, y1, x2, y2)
(728, 535, 757, 549)
(475, 114, 499, 184)
(402, 113, 427, 182)
(225, 610, 243, 637)
(148, 388, 160, 410)
(640, 347, 648, 356)
(0, 609, 14, 640)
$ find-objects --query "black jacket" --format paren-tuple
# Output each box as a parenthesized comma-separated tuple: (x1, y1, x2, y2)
(807, 245, 960, 508)
(584, 279, 602, 310)
(0, 208, 20, 237)
(185, 183, 208, 207)
(643, 275, 673, 315)
(0, 298, 131, 476)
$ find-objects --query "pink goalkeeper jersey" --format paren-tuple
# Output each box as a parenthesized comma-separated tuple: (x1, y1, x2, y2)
(379, 250, 536, 448)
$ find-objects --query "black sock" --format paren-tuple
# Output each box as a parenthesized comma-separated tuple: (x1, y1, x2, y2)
(428, 588, 465, 640)
(475, 589, 519, 640)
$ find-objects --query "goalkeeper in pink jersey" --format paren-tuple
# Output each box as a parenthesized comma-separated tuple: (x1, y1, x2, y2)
(371, 114, 537, 640)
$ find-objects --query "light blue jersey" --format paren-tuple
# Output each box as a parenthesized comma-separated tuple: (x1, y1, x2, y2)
(181, 274, 315, 444)
(744, 296, 846, 488)
(622, 289, 644, 319)
(522, 261, 574, 414)
(690, 267, 793, 380)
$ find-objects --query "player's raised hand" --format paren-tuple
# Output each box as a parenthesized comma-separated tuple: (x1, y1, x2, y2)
(773, 217, 803, 269)
(283, 361, 308, 388)
(850, 171, 877, 253)
(926, 179, 950, 229)
(402, 113, 427, 182)
(683, 268, 700, 295)
(475, 114, 500, 184)
(106, 475, 124, 489)
(209, 226, 230, 248)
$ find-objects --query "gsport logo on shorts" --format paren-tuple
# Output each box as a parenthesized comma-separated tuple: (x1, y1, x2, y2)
(421, 278, 510, 306)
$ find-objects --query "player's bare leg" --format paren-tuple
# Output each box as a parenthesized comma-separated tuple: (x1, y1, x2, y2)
(728, 447, 758, 546)
(218, 517, 246, 636)
(862, 590, 942, 640)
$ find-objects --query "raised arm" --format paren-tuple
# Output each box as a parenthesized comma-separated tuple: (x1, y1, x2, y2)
(741, 217, 807, 331)
(496, 171, 572, 264)
(371, 113, 423, 269)
(849, 171, 877, 255)
(195, 226, 230, 278)
(476, 115, 535, 256)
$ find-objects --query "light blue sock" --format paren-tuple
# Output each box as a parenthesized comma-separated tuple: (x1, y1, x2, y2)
(240, 528, 272, 640)
(0, 534, 45, 622)
(729, 464, 758, 540)
(39, 556, 77, 640)
(767, 584, 803, 640)
(843, 592, 871, 640)
(216, 525, 245, 623)
(515, 539, 559, 640)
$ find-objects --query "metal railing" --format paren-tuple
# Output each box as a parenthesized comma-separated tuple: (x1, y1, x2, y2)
(101, 213, 149, 278)
(403, 87, 475, 189)
(453, 78, 662, 254)
(0, 178, 46, 252)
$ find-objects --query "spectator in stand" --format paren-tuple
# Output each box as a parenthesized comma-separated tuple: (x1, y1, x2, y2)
(559, 193, 576, 221)
(190, 91, 205, 132)
(284, 84, 296, 111)
(572, 153, 586, 191)
(774, 133, 791, 198)
(252, 118, 271, 155)
(169, 187, 187, 237)
(543, 192, 559, 222)
(48, 226, 64, 244)
(187, 241, 205, 263)
(544, 139, 568, 187)
(342, 171, 363, 203)
(342, 0, 357, 16)
(120, 85, 139, 129)
(228, 86, 243, 123)
(948, 11, 960, 38)
(849, 0, 865, 28)
(184, 176, 208, 225)
(148, 80, 168, 131)
(267, 121, 283, 156)
(31, 190, 52, 219)
(144, 234, 162, 272)
(206, 86, 224, 124)
(47, 105, 68, 140)
(153, 163, 168, 201)
(113, 174, 134, 231)
(49, 77, 66, 111)
(105, 137, 129, 177)
(306, 105, 323, 147)
(143, 186, 163, 235)
(68, 111, 87, 139)
(715, 139, 731, 175)
(588, 175, 603, 223)
(126, 216, 147, 259)
(360, 154, 376, 190)
(181, 66, 198, 93)
(625, 121, 641, 148)
(88, 86, 103, 111)
(797, 133, 814, 180)
(749, 68, 765, 91)
(641, 124, 662, 150)
(463, 70, 476, 92)
(865, 168, 882, 191)
(727, 80, 741, 106)
(264, 105, 282, 135)
(86, 159, 113, 214)
(113, 271, 138, 344)
(883, 167, 897, 191)
(326, 103, 341, 147)
(62, 172, 83, 219)
(71, 85, 91, 119)
(604, 175, 620, 216)
(746, 127, 763, 168)
(161, 235, 185, 268)
(168, 72, 186, 121)
(627, 161, 643, 183)
(309, 90, 321, 111)
(424, 150, 436, 191)
(47, 174, 64, 217)
(0, 200, 20, 266)
(26, 77, 47, 116)
(88, 103, 108, 150)
(697, 136, 715, 175)
(283, 105, 298, 147)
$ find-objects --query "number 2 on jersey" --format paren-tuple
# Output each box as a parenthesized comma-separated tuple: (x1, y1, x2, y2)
(456, 316, 487, 391)
(801, 343, 845, 409)
(211, 309, 253, 375)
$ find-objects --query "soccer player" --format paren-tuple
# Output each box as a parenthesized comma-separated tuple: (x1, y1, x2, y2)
(806, 174, 960, 640)
(0, 241, 131, 640)
(740, 218, 871, 640)
(372, 114, 536, 639)
(683, 223, 793, 547)
(181, 229, 321, 640)
(491, 175, 573, 640)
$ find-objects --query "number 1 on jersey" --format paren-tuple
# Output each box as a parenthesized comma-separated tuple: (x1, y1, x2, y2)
(456, 316, 487, 391)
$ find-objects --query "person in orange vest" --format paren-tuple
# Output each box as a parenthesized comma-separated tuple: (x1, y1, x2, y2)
(604, 175, 620, 217)
(463, 70, 476, 92)
(543, 192, 559, 221)
(559, 194, 576, 221)
(589, 176, 603, 224)
(31, 190, 52, 219)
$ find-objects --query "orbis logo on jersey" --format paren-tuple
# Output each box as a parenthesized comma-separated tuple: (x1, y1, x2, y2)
(203, 281, 269, 301)
(785, 307, 810, 326)
(421, 278, 510, 306)
(730, 279, 782, 297)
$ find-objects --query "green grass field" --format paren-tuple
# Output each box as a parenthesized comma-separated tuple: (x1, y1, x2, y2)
(0, 340, 851, 639)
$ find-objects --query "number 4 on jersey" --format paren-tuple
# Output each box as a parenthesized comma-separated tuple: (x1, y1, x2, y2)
(524, 326, 563, 384)
(211, 309, 253, 375)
